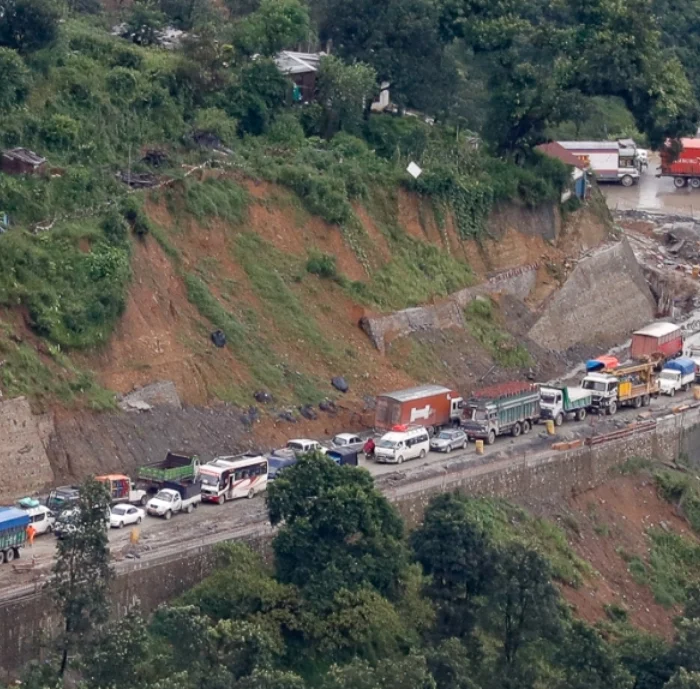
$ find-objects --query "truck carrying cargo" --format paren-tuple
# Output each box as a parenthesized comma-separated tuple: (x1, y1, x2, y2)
(146, 480, 202, 520)
(658, 357, 696, 396)
(0, 506, 29, 564)
(582, 362, 658, 414)
(539, 385, 592, 425)
(96, 474, 148, 506)
(138, 452, 200, 484)
(374, 385, 463, 434)
(660, 138, 700, 188)
(631, 322, 683, 365)
(461, 382, 540, 445)
(558, 140, 640, 186)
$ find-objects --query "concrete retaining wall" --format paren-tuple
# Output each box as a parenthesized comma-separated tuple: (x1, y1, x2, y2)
(362, 263, 539, 352)
(528, 239, 656, 351)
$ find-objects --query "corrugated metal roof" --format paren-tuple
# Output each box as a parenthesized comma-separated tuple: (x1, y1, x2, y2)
(536, 142, 586, 169)
(558, 141, 620, 151)
(274, 51, 323, 74)
(633, 322, 680, 338)
(2, 147, 46, 165)
(380, 384, 454, 402)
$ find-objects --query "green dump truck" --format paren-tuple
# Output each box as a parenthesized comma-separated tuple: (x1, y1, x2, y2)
(138, 452, 200, 484)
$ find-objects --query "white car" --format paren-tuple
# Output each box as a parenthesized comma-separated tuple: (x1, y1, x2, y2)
(331, 433, 364, 451)
(110, 504, 144, 529)
(274, 439, 327, 459)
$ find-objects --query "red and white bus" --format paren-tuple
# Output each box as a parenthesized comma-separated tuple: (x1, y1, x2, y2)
(199, 454, 268, 504)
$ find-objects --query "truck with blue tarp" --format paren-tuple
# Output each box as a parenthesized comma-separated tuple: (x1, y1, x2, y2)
(658, 357, 696, 396)
(0, 506, 29, 564)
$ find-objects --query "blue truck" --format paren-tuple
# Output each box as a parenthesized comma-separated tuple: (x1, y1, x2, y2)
(0, 506, 29, 564)
(658, 357, 696, 396)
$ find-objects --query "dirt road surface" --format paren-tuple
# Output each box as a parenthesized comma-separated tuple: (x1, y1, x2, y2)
(602, 154, 700, 217)
(0, 386, 692, 601)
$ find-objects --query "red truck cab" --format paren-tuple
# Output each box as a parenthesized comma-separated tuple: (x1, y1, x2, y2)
(660, 138, 700, 188)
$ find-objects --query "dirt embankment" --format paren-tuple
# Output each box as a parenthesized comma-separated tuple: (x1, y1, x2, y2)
(530, 473, 695, 639)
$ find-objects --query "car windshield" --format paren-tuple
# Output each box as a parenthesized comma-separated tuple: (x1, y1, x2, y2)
(269, 458, 292, 470)
(582, 379, 607, 392)
(437, 432, 453, 440)
(111, 506, 127, 515)
(470, 409, 487, 421)
(155, 491, 172, 502)
(540, 393, 556, 404)
(333, 436, 348, 445)
(378, 439, 398, 449)
(200, 473, 219, 486)
(660, 371, 678, 380)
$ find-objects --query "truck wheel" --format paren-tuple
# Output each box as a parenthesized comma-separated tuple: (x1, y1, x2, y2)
(555, 413, 564, 427)
(165, 510, 172, 521)
(487, 430, 496, 445)
(670, 388, 676, 397)
(511, 422, 521, 438)
(522, 420, 531, 434)
(140, 495, 147, 506)
(691, 178, 700, 189)
(675, 176, 688, 188)
(0, 551, 4, 565)
(643, 394, 651, 406)
(634, 396, 642, 408)
(621, 174, 634, 187)
(5, 548, 14, 563)
(419, 449, 426, 459)
(608, 401, 617, 416)
(575, 409, 587, 421)
(186, 504, 193, 514)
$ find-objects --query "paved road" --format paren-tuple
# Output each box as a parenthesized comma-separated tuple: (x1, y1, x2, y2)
(0, 386, 691, 599)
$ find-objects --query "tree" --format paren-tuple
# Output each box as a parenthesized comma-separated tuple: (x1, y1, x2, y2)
(0, 47, 30, 109)
(317, 56, 377, 137)
(411, 493, 494, 638)
(234, 0, 310, 56)
(665, 670, 700, 689)
(484, 544, 561, 681)
(268, 455, 408, 604)
(52, 477, 113, 676)
(321, 653, 437, 689)
(426, 639, 482, 689)
(123, 0, 166, 46)
(0, 0, 59, 53)
(614, 627, 674, 689)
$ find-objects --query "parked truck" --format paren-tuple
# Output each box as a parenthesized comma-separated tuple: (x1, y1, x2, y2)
(374, 384, 463, 434)
(46, 486, 80, 512)
(660, 138, 700, 189)
(146, 481, 202, 519)
(138, 452, 200, 484)
(461, 382, 541, 445)
(558, 140, 640, 186)
(631, 322, 683, 366)
(0, 507, 29, 564)
(582, 362, 658, 414)
(95, 474, 148, 506)
(658, 357, 696, 396)
(539, 385, 593, 425)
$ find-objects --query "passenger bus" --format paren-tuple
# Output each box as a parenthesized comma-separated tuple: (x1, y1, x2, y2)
(199, 454, 268, 504)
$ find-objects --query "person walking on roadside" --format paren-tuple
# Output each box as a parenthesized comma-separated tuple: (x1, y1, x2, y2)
(26, 523, 36, 547)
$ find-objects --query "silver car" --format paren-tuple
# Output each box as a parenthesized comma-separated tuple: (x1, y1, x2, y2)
(430, 429, 468, 453)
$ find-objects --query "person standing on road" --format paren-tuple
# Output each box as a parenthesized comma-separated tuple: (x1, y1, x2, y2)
(26, 524, 36, 547)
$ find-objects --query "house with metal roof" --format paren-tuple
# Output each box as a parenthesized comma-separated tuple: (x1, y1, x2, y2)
(274, 51, 325, 101)
(1, 148, 47, 176)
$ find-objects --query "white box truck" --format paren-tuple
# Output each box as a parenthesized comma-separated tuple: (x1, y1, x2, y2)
(558, 141, 640, 187)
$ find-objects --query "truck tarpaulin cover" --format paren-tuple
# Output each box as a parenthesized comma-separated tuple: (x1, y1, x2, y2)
(586, 356, 620, 372)
(0, 507, 30, 530)
(665, 357, 696, 375)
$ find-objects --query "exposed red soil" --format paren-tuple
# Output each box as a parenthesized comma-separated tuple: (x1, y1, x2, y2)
(543, 475, 696, 639)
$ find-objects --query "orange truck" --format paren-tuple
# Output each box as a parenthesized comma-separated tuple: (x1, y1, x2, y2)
(374, 384, 463, 433)
(95, 474, 148, 506)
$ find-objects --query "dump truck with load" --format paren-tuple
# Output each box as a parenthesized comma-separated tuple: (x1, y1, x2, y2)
(138, 452, 200, 484)
(630, 323, 683, 367)
(582, 362, 658, 414)
(658, 357, 696, 396)
(0, 507, 29, 564)
(374, 385, 463, 434)
(538, 385, 592, 425)
(461, 382, 541, 445)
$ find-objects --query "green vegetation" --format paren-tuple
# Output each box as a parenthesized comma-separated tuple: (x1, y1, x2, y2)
(183, 178, 249, 226)
(464, 298, 533, 369)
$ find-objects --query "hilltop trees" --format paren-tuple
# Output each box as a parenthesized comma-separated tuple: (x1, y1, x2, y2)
(0, 0, 59, 53)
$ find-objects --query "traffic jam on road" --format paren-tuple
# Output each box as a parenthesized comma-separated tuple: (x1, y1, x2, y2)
(0, 320, 697, 568)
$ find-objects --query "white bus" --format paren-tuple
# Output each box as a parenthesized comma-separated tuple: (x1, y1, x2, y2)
(199, 454, 268, 504)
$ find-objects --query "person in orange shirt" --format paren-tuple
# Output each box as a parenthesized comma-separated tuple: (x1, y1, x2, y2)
(26, 524, 36, 547)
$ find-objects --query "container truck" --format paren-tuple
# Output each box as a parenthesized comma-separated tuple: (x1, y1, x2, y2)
(374, 385, 463, 434)
(581, 362, 658, 414)
(630, 322, 683, 366)
(658, 357, 696, 396)
(461, 382, 541, 445)
(558, 141, 640, 186)
(138, 452, 200, 484)
(0, 507, 29, 564)
(538, 385, 593, 425)
(660, 138, 700, 188)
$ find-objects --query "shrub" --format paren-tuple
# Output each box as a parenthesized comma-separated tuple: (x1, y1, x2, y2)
(40, 114, 80, 150)
(306, 252, 337, 279)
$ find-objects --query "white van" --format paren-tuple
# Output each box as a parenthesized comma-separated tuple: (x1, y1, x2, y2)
(374, 426, 430, 464)
(17, 498, 55, 535)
